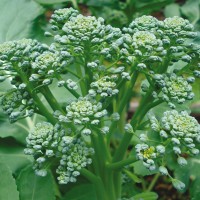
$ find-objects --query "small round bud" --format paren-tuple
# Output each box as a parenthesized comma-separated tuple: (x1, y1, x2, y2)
(156, 145, 165, 154)
(124, 124, 133, 133)
(81, 128, 92, 135)
(101, 126, 109, 134)
(177, 157, 187, 166)
(159, 166, 168, 175)
(172, 179, 185, 191)
(111, 113, 120, 121)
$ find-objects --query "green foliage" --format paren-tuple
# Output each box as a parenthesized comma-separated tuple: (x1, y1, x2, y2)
(130, 192, 158, 200)
(17, 166, 56, 200)
(35, 0, 70, 4)
(164, 3, 181, 17)
(0, 141, 32, 173)
(0, 163, 19, 200)
(0, 1, 200, 200)
(0, 0, 43, 42)
(62, 184, 96, 200)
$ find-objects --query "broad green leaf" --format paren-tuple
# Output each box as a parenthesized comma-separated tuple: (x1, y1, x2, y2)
(174, 155, 200, 198)
(173, 164, 190, 192)
(130, 192, 158, 200)
(135, 0, 174, 10)
(167, 60, 187, 73)
(181, 0, 200, 24)
(85, 0, 117, 7)
(190, 178, 200, 200)
(0, 0, 43, 43)
(17, 166, 55, 200)
(124, 169, 142, 183)
(35, 0, 69, 4)
(62, 184, 97, 200)
(0, 163, 19, 200)
(133, 161, 158, 176)
(150, 102, 191, 119)
(0, 117, 28, 145)
(164, 3, 181, 17)
(0, 142, 32, 173)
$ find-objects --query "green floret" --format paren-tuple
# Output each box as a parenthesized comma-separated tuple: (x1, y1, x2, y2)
(63, 15, 103, 34)
(52, 9, 122, 52)
(29, 122, 54, 138)
(164, 16, 190, 29)
(89, 76, 118, 97)
(0, 39, 48, 72)
(0, 39, 35, 56)
(131, 15, 158, 30)
(0, 41, 15, 56)
(24, 122, 66, 177)
(146, 110, 200, 185)
(132, 31, 158, 47)
(61, 14, 105, 44)
(50, 8, 79, 27)
(58, 97, 107, 134)
(155, 73, 194, 105)
(0, 89, 34, 122)
(149, 110, 200, 166)
(135, 144, 157, 171)
(25, 122, 54, 151)
(25, 122, 94, 183)
(35, 51, 57, 67)
(161, 110, 200, 137)
(57, 138, 94, 184)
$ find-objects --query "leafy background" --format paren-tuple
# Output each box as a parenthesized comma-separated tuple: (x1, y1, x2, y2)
(0, 0, 200, 199)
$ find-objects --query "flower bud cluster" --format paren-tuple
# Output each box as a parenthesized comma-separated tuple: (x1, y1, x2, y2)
(121, 15, 198, 73)
(49, 8, 79, 30)
(89, 76, 119, 97)
(135, 142, 166, 171)
(57, 138, 94, 184)
(24, 122, 62, 176)
(0, 89, 34, 123)
(24, 122, 94, 183)
(0, 39, 51, 88)
(135, 144, 157, 170)
(30, 49, 72, 86)
(136, 109, 200, 191)
(52, 10, 121, 44)
(149, 110, 200, 164)
(0, 39, 48, 67)
(49, 8, 122, 63)
(119, 31, 163, 67)
(154, 73, 194, 107)
(127, 15, 159, 31)
(125, 15, 195, 39)
(163, 16, 195, 37)
(58, 97, 107, 135)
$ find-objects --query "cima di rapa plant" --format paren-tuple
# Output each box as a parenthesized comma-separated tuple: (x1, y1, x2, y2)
(0, 8, 200, 199)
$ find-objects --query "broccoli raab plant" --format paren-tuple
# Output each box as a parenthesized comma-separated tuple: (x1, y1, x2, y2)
(1, 8, 200, 199)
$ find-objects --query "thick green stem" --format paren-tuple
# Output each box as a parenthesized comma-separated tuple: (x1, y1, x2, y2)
(107, 72, 139, 144)
(104, 71, 138, 198)
(147, 173, 160, 192)
(118, 71, 139, 114)
(113, 131, 134, 162)
(108, 157, 137, 170)
(15, 68, 57, 124)
(112, 130, 134, 199)
(40, 86, 65, 114)
(80, 169, 107, 200)
(91, 133, 116, 200)
(75, 64, 87, 96)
